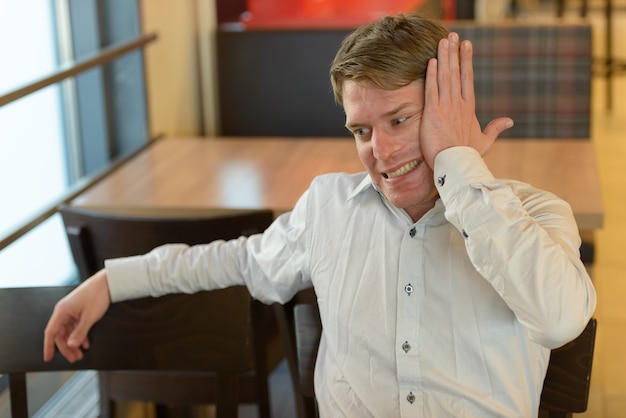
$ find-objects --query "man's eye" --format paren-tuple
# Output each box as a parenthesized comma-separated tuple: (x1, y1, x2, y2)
(351, 127, 371, 137)
(392, 117, 407, 126)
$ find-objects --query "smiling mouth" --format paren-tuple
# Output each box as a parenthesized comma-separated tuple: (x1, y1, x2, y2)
(383, 160, 420, 179)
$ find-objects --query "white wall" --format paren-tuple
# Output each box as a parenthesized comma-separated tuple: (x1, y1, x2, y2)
(140, 0, 219, 137)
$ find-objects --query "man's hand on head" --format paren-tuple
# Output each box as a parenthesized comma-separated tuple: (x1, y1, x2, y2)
(420, 32, 514, 169)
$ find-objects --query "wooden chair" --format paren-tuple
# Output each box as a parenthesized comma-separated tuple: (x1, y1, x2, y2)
(540, 318, 598, 418)
(57, 204, 279, 417)
(0, 285, 253, 418)
(292, 302, 597, 418)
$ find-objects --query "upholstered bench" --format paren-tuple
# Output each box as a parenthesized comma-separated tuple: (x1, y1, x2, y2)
(450, 21, 592, 138)
(218, 21, 592, 138)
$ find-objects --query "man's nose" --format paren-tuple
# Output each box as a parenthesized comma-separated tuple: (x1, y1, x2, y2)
(372, 130, 401, 161)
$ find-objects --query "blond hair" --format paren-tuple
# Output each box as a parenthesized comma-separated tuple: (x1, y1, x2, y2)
(330, 13, 449, 105)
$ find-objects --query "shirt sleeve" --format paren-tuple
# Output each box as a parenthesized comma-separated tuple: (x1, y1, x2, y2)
(105, 191, 313, 305)
(433, 146, 596, 349)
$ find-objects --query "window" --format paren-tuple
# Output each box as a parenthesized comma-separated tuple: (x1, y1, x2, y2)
(0, 0, 149, 287)
(0, 0, 151, 410)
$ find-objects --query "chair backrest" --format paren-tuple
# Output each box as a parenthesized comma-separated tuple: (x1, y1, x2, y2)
(57, 205, 274, 280)
(449, 21, 592, 139)
(20, 205, 276, 418)
(293, 303, 597, 418)
(0, 284, 252, 418)
(294, 304, 321, 401)
(539, 317, 598, 417)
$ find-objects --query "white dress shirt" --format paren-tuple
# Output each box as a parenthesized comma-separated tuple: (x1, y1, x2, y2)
(106, 146, 596, 417)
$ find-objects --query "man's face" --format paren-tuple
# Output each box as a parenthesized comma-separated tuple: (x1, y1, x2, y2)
(343, 80, 438, 221)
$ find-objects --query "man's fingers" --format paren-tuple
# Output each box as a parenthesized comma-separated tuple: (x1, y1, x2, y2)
(460, 39, 474, 101)
(44, 321, 83, 363)
(43, 326, 58, 362)
(43, 306, 91, 363)
(43, 271, 111, 364)
(67, 330, 88, 351)
(43, 310, 71, 362)
(54, 322, 91, 363)
(424, 57, 438, 105)
(483, 117, 515, 142)
(43, 319, 57, 361)
(55, 336, 84, 363)
(66, 313, 94, 350)
(437, 37, 450, 103)
(448, 32, 461, 100)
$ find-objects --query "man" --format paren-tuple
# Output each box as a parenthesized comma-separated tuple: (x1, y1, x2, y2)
(44, 13, 595, 417)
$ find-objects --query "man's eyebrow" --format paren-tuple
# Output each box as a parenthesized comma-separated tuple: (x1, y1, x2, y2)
(385, 103, 413, 117)
(344, 121, 361, 131)
(345, 103, 414, 130)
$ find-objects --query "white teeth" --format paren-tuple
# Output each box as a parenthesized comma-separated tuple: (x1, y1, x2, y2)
(386, 160, 419, 179)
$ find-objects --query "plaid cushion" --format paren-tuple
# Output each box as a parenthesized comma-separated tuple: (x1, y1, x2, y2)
(448, 22, 592, 138)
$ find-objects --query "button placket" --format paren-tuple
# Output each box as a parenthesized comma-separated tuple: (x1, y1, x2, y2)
(397, 220, 422, 413)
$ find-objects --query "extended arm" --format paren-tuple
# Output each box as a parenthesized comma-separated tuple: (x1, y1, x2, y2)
(44, 198, 311, 363)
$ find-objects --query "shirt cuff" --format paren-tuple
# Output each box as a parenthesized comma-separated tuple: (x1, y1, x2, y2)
(433, 146, 495, 203)
(105, 256, 152, 302)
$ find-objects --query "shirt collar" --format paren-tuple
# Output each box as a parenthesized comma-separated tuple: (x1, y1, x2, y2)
(346, 173, 446, 225)
(346, 173, 377, 201)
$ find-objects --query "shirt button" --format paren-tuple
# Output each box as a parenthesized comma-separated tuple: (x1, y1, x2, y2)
(437, 174, 446, 186)
(404, 283, 413, 295)
(402, 341, 411, 353)
(409, 227, 416, 238)
(462, 229, 469, 238)
(407, 391, 416, 404)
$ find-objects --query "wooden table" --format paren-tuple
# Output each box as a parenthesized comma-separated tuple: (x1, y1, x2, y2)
(72, 137, 604, 230)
